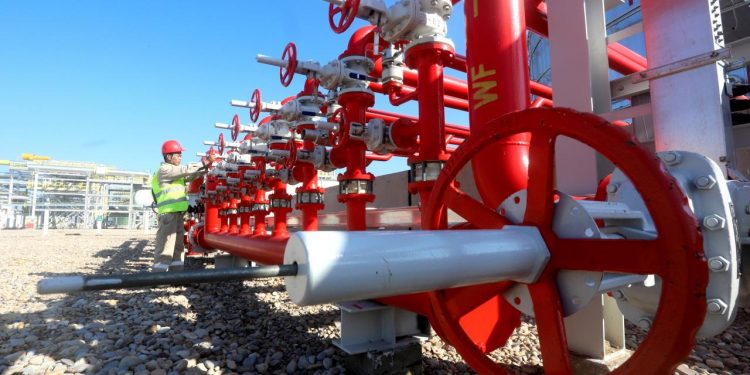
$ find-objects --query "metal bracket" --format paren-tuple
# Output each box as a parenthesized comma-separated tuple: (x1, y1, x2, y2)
(632, 47, 732, 84)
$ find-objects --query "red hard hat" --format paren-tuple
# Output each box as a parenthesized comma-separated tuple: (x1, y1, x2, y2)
(161, 140, 184, 154)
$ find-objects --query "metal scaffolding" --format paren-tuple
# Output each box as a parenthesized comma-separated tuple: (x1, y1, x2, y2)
(0, 159, 151, 230)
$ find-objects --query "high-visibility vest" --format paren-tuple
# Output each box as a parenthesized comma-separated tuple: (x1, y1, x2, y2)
(151, 171, 188, 214)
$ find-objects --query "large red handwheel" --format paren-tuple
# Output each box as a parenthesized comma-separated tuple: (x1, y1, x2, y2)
(280, 42, 297, 87)
(217, 133, 225, 155)
(231, 114, 241, 141)
(423, 108, 708, 374)
(328, 0, 360, 34)
(250, 88, 261, 122)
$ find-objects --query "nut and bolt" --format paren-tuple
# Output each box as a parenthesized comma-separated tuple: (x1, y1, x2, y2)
(606, 184, 619, 194)
(703, 214, 726, 230)
(694, 175, 717, 190)
(637, 317, 652, 330)
(707, 299, 728, 314)
(611, 290, 625, 300)
(660, 152, 681, 165)
(708, 256, 730, 272)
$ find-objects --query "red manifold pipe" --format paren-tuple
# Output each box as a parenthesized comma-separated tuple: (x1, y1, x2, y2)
(526, 0, 647, 75)
(203, 232, 287, 265)
(369, 82, 469, 111)
(366, 109, 469, 138)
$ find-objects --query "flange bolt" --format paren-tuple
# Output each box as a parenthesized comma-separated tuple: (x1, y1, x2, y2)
(703, 214, 726, 230)
(708, 256, 730, 272)
(707, 299, 728, 314)
(694, 175, 717, 190)
(637, 317, 652, 330)
(659, 152, 681, 165)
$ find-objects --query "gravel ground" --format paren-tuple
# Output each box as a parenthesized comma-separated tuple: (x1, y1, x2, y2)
(0, 230, 747, 375)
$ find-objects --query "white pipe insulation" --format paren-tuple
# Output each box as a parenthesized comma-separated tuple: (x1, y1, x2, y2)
(284, 227, 550, 306)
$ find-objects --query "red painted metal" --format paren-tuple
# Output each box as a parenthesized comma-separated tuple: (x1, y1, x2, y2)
(204, 232, 287, 265)
(465, 0, 531, 209)
(337, 91, 375, 230)
(328, 0, 360, 34)
(369, 81, 470, 111)
(252, 189, 269, 236)
(526, 0, 648, 76)
(280, 42, 297, 87)
(423, 107, 707, 374)
(250, 89, 261, 122)
(403, 61, 554, 100)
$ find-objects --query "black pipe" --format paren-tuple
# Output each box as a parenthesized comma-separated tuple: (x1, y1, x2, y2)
(37, 264, 298, 294)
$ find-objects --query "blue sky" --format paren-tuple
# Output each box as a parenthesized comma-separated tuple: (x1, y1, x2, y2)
(0, 1, 469, 176)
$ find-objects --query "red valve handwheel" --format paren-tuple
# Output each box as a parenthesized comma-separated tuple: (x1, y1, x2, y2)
(217, 133, 225, 155)
(231, 114, 241, 141)
(328, 107, 347, 148)
(328, 0, 360, 34)
(250, 88, 262, 122)
(280, 42, 297, 87)
(284, 135, 299, 169)
(423, 108, 708, 374)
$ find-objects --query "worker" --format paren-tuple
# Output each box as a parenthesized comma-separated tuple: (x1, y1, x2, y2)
(151, 140, 216, 272)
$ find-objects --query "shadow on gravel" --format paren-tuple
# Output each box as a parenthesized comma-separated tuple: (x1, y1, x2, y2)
(1, 237, 344, 374)
(0, 235, 550, 375)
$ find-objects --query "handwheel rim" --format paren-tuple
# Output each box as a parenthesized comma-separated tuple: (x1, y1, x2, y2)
(423, 108, 707, 374)
(217, 133, 225, 155)
(231, 114, 241, 141)
(280, 42, 297, 87)
(328, 0, 360, 34)
(250, 88, 261, 122)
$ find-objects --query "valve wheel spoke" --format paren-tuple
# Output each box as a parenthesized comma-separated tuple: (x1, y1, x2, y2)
(446, 184, 509, 229)
(552, 238, 664, 275)
(523, 130, 557, 227)
(529, 277, 573, 374)
(441, 281, 514, 318)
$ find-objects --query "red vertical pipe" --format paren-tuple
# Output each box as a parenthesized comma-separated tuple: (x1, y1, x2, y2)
(205, 201, 220, 233)
(252, 188, 268, 236)
(228, 197, 239, 234)
(239, 194, 251, 235)
(335, 91, 375, 231)
(465, 0, 531, 208)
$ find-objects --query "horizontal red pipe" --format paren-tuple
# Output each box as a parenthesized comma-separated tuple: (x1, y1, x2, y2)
(403, 67, 553, 100)
(527, 0, 647, 76)
(366, 109, 470, 138)
(204, 232, 287, 265)
(369, 82, 469, 111)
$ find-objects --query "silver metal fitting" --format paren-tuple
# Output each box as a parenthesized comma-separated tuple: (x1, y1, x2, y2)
(637, 317, 652, 330)
(706, 299, 728, 314)
(659, 152, 681, 165)
(611, 290, 625, 300)
(606, 183, 619, 194)
(410, 161, 445, 182)
(270, 198, 292, 209)
(694, 175, 717, 190)
(702, 214, 727, 230)
(707, 256, 730, 272)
